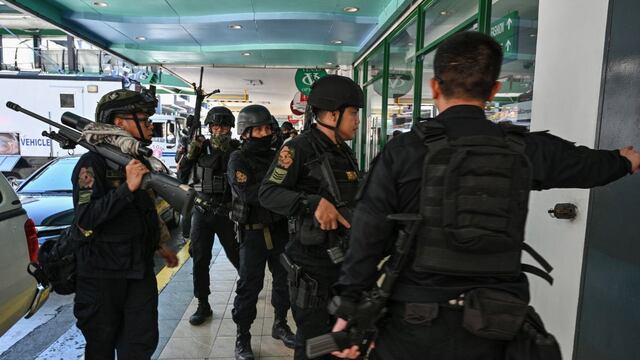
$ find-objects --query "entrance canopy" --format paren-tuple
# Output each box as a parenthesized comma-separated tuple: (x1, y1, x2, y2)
(6, 0, 412, 67)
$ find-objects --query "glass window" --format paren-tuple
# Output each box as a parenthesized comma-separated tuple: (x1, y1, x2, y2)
(423, 0, 477, 46)
(364, 79, 383, 169)
(18, 158, 77, 194)
(485, 0, 539, 127)
(419, 51, 437, 119)
(387, 18, 418, 141)
(367, 47, 385, 82)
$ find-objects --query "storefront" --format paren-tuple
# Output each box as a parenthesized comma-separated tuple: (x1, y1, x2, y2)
(351, 0, 538, 170)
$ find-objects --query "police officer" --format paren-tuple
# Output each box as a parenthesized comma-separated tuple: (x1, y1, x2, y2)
(280, 121, 295, 142)
(228, 105, 296, 360)
(188, 106, 241, 325)
(72, 89, 179, 359)
(331, 32, 640, 360)
(259, 75, 364, 360)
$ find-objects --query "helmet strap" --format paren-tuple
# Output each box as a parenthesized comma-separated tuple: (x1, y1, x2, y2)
(131, 112, 152, 146)
(316, 109, 345, 143)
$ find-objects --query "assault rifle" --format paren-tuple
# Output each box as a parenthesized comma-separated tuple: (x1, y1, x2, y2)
(6, 101, 197, 216)
(306, 213, 422, 358)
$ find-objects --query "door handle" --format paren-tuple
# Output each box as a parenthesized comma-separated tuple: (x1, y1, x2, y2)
(548, 203, 578, 220)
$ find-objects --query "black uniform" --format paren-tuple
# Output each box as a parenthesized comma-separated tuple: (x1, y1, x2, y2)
(189, 137, 241, 301)
(260, 125, 360, 360)
(335, 105, 631, 360)
(227, 144, 290, 333)
(72, 152, 163, 360)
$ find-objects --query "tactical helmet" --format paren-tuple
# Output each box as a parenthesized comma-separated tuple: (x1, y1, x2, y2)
(281, 121, 294, 131)
(204, 106, 235, 127)
(237, 104, 272, 136)
(95, 89, 157, 124)
(308, 74, 364, 111)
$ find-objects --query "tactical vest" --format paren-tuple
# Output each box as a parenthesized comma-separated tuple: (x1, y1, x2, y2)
(199, 141, 231, 201)
(411, 121, 553, 283)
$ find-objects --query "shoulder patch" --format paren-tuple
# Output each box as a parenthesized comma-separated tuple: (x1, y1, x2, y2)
(269, 167, 288, 184)
(278, 146, 295, 169)
(78, 167, 95, 189)
(78, 189, 92, 205)
(235, 170, 248, 184)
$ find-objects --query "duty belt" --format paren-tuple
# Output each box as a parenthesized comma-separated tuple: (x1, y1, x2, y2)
(243, 223, 273, 250)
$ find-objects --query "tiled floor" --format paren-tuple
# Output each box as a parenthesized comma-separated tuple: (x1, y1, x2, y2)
(157, 248, 295, 360)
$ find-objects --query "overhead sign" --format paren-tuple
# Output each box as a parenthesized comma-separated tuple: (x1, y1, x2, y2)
(490, 11, 520, 60)
(295, 69, 327, 95)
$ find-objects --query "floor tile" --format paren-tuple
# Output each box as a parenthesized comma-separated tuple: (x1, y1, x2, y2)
(158, 336, 214, 359)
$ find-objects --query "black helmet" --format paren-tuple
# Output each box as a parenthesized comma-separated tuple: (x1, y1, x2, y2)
(237, 104, 272, 136)
(95, 89, 157, 124)
(204, 106, 235, 127)
(308, 74, 364, 111)
(281, 121, 294, 131)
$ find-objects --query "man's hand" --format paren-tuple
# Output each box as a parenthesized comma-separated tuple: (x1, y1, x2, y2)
(157, 244, 179, 268)
(125, 159, 149, 192)
(314, 198, 350, 231)
(620, 146, 640, 174)
(331, 318, 360, 359)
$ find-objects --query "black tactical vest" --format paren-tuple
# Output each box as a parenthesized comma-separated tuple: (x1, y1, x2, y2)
(411, 121, 552, 282)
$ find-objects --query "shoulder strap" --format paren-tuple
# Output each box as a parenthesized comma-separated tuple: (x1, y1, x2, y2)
(498, 122, 528, 153)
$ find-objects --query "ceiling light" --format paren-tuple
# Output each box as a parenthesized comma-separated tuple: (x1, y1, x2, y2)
(136, 36, 146, 41)
(0, 2, 6, 5)
(325, 62, 334, 66)
(440, 10, 449, 16)
(343, 6, 359, 13)
(242, 52, 251, 56)
(228, 24, 243, 30)
(331, 40, 343, 45)
(529, 33, 537, 38)
(93, 1, 109, 7)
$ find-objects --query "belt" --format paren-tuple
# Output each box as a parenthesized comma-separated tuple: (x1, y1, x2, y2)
(243, 223, 273, 250)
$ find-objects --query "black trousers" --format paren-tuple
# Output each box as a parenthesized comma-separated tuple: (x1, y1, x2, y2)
(232, 222, 290, 331)
(287, 246, 340, 360)
(190, 209, 239, 299)
(74, 274, 158, 360)
(371, 302, 506, 360)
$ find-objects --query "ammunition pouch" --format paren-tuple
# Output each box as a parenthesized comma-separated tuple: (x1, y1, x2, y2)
(280, 253, 323, 309)
(505, 307, 562, 360)
(462, 288, 528, 341)
(297, 215, 326, 246)
(230, 197, 249, 223)
(203, 174, 227, 195)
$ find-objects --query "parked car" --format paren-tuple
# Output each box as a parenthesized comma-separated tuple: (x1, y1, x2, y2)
(17, 156, 181, 244)
(0, 173, 49, 336)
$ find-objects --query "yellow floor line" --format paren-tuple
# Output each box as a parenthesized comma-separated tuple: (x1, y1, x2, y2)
(156, 240, 191, 293)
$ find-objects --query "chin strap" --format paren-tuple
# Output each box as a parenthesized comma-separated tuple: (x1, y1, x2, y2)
(131, 112, 152, 146)
(316, 109, 346, 143)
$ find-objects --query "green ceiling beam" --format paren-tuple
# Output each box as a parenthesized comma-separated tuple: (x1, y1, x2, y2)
(0, 29, 66, 36)
(112, 43, 359, 53)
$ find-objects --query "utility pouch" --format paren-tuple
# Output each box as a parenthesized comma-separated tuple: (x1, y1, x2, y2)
(298, 215, 326, 246)
(295, 273, 319, 309)
(505, 307, 562, 360)
(462, 288, 528, 341)
(230, 197, 249, 223)
(287, 218, 297, 234)
(211, 175, 226, 194)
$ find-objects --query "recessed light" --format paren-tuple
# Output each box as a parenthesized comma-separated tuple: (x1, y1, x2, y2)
(0, 2, 6, 6)
(136, 36, 146, 41)
(228, 24, 243, 30)
(440, 10, 449, 16)
(242, 52, 251, 56)
(325, 62, 334, 66)
(343, 6, 359, 13)
(93, 1, 109, 7)
(529, 33, 537, 38)
(331, 40, 343, 45)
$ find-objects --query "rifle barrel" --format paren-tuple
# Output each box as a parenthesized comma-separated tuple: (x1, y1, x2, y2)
(6, 101, 76, 135)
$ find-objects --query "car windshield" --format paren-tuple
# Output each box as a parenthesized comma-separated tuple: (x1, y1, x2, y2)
(18, 157, 78, 194)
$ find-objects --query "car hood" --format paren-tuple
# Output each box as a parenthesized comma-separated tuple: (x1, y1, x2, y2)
(19, 195, 74, 226)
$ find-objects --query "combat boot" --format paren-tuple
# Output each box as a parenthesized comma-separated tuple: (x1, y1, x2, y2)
(235, 331, 254, 360)
(272, 317, 296, 349)
(189, 299, 212, 325)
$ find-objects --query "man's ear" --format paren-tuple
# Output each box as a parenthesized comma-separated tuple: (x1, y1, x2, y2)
(430, 78, 441, 100)
(112, 117, 125, 129)
(487, 81, 502, 102)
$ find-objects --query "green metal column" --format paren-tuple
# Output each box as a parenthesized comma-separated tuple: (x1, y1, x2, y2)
(380, 40, 390, 150)
(412, 7, 425, 123)
(478, 0, 492, 34)
(359, 62, 368, 170)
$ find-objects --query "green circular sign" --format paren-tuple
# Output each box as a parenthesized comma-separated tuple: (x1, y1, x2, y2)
(295, 69, 328, 96)
(373, 71, 414, 98)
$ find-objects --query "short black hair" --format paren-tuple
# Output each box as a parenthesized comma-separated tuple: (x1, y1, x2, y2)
(433, 32, 503, 101)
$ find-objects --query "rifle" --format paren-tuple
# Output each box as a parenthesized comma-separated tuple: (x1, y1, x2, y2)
(306, 213, 422, 358)
(6, 101, 197, 217)
(190, 66, 220, 140)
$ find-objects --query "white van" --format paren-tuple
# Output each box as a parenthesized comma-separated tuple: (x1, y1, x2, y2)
(149, 114, 186, 171)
